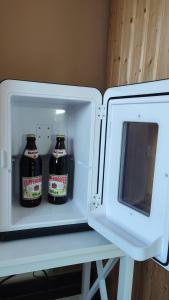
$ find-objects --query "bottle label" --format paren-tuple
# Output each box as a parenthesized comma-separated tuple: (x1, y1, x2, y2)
(22, 176, 42, 200)
(24, 149, 39, 159)
(52, 149, 66, 159)
(48, 174, 68, 197)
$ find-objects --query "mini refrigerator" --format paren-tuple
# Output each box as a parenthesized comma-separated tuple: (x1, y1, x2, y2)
(1, 79, 169, 270)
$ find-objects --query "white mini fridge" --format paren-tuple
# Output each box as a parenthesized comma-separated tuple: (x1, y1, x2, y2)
(1, 79, 169, 270)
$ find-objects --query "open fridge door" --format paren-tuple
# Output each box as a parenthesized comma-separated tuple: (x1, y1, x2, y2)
(88, 80, 169, 266)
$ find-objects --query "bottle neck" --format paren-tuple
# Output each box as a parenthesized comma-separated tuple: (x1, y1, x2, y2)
(55, 140, 65, 150)
(26, 139, 37, 150)
(24, 138, 39, 159)
(53, 138, 67, 159)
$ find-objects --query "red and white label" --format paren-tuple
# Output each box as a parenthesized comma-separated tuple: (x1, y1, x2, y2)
(48, 174, 68, 197)
(24, 149, 39, 159)
(22, 176, 42, 200)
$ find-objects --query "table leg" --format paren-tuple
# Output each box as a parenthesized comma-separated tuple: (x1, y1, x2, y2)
(81, 262, 91, 300)
(117, 256, 134, 300)
(82, 258, 118, 300)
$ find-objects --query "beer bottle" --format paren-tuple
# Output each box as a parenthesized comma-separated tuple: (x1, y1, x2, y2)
(20, 134, 42, 207)
(48, 135, 68, 204)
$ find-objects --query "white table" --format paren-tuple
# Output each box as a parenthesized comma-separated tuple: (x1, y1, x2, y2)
(0, 231, 134, 300)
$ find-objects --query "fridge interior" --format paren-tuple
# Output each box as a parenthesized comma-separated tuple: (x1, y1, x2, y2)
(10, 94, 96, 229)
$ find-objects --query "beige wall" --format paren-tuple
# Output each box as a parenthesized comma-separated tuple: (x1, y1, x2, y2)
(0, 0, 109, 91)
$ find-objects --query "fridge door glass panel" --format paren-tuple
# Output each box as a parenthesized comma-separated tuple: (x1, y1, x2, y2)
(119, 122, 158, 216)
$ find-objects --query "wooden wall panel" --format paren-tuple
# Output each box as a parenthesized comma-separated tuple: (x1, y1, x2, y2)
(129, 0, 148, 83)
(156, 0, 169, 79)
(107, 0, 169, 299)
(107, 0, 169, 86)
(118, 0, 137, 85)
(143, 0, 164, 81)
(131, 260, 169, 300)
(107, 0, 124, 86)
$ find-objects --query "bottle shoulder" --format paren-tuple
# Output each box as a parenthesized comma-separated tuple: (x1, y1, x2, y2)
(49, 154, 68, 172)
(20, 155, 42, 170)
(20, 154, 42, 161)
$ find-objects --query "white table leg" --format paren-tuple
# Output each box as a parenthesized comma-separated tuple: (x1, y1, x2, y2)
(81, 262, 91, 300)
(84, 258, 118, 300)
(96, 260, 109, 300)
(117, 256, 134, 300)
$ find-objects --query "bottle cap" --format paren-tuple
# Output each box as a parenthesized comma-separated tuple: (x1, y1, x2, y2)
(26, 134, 36, 138)
(56, 134, 65, 139)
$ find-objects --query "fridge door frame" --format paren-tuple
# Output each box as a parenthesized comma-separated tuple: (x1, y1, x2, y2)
(88, 79, 169, 268)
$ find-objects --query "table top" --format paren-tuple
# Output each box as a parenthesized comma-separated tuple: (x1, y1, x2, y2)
(0, 231, 124, 276)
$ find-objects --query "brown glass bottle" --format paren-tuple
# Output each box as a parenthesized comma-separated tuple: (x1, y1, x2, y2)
(20, 134, 42, 207)
(48, 135, 68, 204)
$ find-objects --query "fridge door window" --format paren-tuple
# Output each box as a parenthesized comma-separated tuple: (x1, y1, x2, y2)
(88, 81, 169, 265)
(118, 121, 158, 217)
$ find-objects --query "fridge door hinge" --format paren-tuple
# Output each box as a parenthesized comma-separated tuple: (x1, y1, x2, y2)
(91, 194, 102, 210)
(97, 105, 106, 120)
